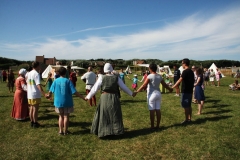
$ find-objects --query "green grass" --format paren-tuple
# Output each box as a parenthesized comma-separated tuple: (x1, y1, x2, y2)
(0, 76, 240, 160)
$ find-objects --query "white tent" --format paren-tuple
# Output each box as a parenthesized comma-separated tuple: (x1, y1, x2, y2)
(209, 63, 225, 77)
(156, 65, 160, 73)
(42, 65, 54, 78)
(163, 65, 173, 76)
(179, 66, 184, 74)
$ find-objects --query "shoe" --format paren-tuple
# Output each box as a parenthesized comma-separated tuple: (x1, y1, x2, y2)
(64, 130, 71, 135)
(59, 132, 64, 136)
(30, 121, 34, 127)
(181, 120, 191, 124)
(33, 122, 40, 128)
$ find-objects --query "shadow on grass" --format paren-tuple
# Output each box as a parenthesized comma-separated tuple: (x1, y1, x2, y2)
(205, 99, 221, 104)
(38, 114, 58, 121)
(192, 115, 232, 124)
(98, 128, 157, 140)
(203, 109, 232, 115)
(207, 104, 230, 109)
(163, 115, 233, 129)
(121, 99, 146, 103)
(69, 121, 92, 135)
(0, 95, 14, 97)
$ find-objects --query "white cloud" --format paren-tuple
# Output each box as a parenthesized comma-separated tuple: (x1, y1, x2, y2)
(1, 6, 240, 61)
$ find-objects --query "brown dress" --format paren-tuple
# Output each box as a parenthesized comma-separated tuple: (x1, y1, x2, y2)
(11, 76, 29, 120)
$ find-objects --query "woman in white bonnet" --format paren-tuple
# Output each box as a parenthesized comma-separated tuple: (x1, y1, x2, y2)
(11, 68, 29, 120)
(85, 63, 135, 138)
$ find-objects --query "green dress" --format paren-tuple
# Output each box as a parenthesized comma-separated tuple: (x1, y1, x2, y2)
(91, 75, 124, 137)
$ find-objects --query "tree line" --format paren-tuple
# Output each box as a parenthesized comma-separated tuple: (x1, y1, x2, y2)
(1, 57, 239, 70)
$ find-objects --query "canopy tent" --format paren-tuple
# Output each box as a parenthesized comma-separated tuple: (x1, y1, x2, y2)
(209, 63, 225, 77)
(63, 66, 84, 70)
(42, 65, 54, 78)
(137, 64, 149, 67)
(125, 65, 132, 74)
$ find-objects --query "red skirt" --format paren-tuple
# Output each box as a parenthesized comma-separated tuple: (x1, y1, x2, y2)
(11, 90, 29, 120)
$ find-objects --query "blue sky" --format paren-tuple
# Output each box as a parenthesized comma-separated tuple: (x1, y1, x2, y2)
(0, 0, 240, 61)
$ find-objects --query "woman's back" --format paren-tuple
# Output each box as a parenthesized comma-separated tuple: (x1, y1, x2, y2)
(101, 75, 119, 93)
(147, 74, 162, 93)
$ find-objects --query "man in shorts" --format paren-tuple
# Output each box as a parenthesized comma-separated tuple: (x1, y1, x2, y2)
(172, 58, 194, 124)
(27, 61, 45, 128)
(81, 66, 97, 106)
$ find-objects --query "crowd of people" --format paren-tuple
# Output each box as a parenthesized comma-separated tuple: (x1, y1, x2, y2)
(4, 58, 239, 138)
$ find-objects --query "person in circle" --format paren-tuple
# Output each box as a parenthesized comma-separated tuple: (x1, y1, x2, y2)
(172, 58, 195, 124)
(135, 63, 173, 130)
(11, 69, 29, 120)
(85, 63, 135, 138)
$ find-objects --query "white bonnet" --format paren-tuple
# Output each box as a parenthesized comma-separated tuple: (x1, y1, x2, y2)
(104, 63, 113, 73)
(19, 68, 27, 76)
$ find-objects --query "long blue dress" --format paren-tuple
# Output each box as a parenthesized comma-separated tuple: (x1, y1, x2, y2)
(194, 75, 205, 101)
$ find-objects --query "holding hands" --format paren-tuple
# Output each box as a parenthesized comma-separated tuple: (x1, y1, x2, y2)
(132, 91, 138, 97)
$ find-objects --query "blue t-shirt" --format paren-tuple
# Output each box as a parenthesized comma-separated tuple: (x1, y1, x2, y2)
(132, 77, 138, 84)
(50, 77, 76, 108)
(119, 72, 126, 80)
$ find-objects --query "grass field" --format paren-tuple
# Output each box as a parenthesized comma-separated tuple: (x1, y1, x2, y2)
(0, 75, 239, 160)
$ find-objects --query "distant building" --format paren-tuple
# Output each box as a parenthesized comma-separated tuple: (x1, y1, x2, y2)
(35, 55, 57, 73)
(35, 55, 56, 65)
(133, 60, 146, 65)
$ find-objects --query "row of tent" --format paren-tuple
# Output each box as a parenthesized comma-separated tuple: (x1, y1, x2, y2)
(42, 63, 225, 79)
(126, 63, 225, 77)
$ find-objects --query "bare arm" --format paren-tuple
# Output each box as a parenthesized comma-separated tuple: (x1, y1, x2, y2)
(37, 84, 45, 96)
(136, 78, 150, 92)
(194, 77, 201, 86)
(75, 92, 86, 101)
(172, 77, 182, 88)
(161, 80, 173, 92)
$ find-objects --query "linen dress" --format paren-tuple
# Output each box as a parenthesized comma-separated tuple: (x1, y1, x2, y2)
(87, 75, 132, 137)
(11, 76, 29, 120)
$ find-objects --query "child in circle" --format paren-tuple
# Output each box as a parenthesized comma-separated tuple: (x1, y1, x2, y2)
(46, 67, 85, 135)
(132, 75, 139, 91)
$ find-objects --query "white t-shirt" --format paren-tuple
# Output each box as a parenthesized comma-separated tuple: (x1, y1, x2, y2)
(147, 74, 162, 94)
(27, 70, 41, 99)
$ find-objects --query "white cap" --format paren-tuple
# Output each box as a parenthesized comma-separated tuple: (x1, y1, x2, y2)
(104, 63, 113, 73)
(19, 68, 27, 76)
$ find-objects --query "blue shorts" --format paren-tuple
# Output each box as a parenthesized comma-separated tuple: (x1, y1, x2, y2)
(181, 93, 192, 108)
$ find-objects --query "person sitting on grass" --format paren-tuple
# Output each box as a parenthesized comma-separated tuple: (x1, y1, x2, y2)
(229, 80, 240, 91)
(45, 67, 85, 135)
